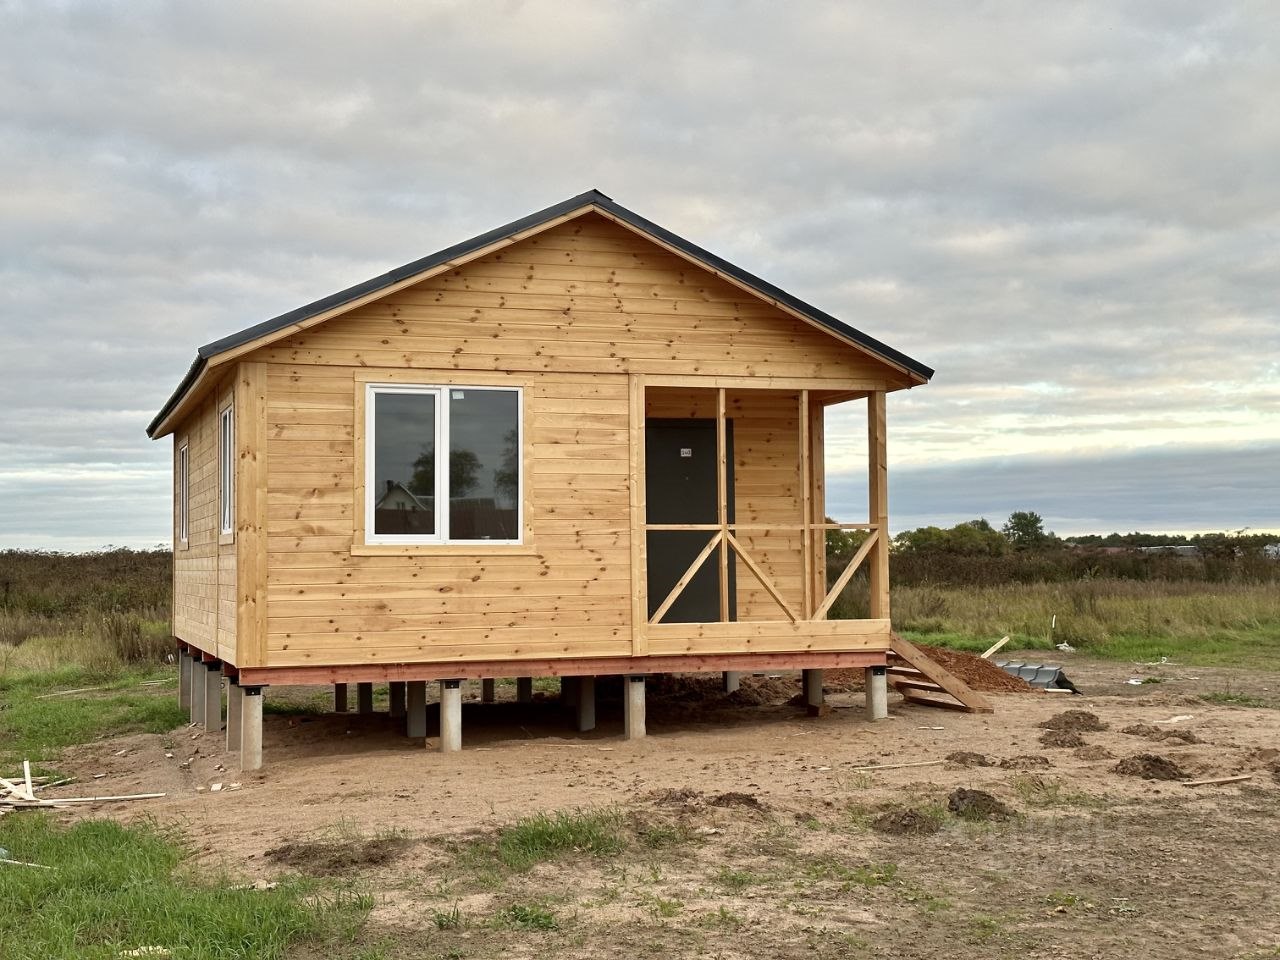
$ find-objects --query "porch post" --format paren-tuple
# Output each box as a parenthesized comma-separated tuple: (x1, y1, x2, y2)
(240, 686, 264, 772)
(624, 675, 646, 740)
(867, 391, 891, 620)
(799, 389, 812, 619)
(865, 666, 889, 720)
(628, 374, 649, 654)
(406, 681, 427, 738)
(516, 677, 533, 703)
(189, 655, 205, 725)
(178, 649, 192, 710)
(202, 662, 223, 731)
(481, 678, 496, 703)
(356, 682, 374, 714)
(577, 676, 596, 732)
(439, 680, 462, 753)
(389, 681, 406, 719)
(334, 683, 348, 713)
(226, 681, 243, 751)
(716, 387, 730, 620)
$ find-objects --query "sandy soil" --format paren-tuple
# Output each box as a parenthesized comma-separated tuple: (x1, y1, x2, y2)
(48, 653, 1280, 959)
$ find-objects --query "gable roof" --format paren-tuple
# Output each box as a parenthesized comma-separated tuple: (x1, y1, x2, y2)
(147, 189, 932, 437)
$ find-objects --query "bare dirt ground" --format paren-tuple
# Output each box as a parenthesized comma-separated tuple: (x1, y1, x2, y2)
(51, 653, 1280, 959)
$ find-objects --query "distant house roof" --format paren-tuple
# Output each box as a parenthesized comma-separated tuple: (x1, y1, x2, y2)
(374, 481, 431, 513)
(148, 189, 933, 437)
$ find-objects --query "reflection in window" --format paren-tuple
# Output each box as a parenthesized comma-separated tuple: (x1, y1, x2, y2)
(372, 391, 437, 536)
(367, 385, 521, 543)
(449, 390, 519, 541)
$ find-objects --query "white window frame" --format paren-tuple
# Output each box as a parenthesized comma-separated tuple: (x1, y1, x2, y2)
(218, 403, 235, 536)
(177, 440, 189, 547)
(364, 383, 523, 546)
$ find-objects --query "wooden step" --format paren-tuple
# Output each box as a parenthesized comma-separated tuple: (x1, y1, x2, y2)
(900, 692, 976, 712)
(888, 634, 994, 714)
(891, 678, 946, 694)
(886, 666, 924, 679)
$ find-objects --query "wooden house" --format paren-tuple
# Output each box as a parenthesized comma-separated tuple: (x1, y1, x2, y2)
(149, 189, 986, 771)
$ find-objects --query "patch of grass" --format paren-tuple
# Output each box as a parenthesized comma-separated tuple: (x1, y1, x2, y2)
(647, 895, 683, 918)
(0, 676, 186, 770)
(430, 904, 463, 930)
(713, 867, 762, 892)
(1010, 775, 1107, 809)
(494, 903, 558, 931)
(698, 906, 745, 930)
(801, 855, 899, 889)
(457, 808, 625, 877)
(1201, 690, 1269, 708)
(0, 814, 371, 959)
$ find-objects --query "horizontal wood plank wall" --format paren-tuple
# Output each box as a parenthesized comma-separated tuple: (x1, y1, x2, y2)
(260, 367, 632, 667)
(645, 388, 803, 622)
(172, 376, 237, 659)
(245, 214, 908, 669)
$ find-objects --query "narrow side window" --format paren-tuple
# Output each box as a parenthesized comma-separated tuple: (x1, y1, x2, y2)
(177, 441, 189, 545)
(219, 405, 234, 536)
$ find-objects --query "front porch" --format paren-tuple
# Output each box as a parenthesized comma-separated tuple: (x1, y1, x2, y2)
(629, 377, 893, 659)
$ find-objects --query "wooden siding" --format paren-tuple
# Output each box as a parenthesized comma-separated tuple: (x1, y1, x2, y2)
(242, 214, 900, 669)
(172, 375, 237, 661)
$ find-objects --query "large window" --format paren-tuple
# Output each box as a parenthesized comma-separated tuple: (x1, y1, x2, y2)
(366, 384, 522, 544)
(177, 441, 189, 546)
(219, 404, 234, 536)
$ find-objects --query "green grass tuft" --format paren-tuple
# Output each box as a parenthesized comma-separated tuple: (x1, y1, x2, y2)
(0, 814, 371, 959)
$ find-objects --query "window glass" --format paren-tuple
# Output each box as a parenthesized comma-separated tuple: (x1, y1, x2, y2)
(373, 391, 437, 536)
(178, 444, 189, 543)
(219, 407, 234, 534)
(448, 389, 520, 541)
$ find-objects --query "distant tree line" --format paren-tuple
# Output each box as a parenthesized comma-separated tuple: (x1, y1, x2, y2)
(826, 512, 1278, 587)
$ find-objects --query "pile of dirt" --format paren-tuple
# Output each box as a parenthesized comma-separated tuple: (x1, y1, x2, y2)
(645, 673, 795, 710)
(649, 788, 767, 811)
(1074, 745, 1115, 761)
(823, 668, 866, 693)
(1040, 710, 1109, 733)
(707, 791, 767, 811)
(947, 788, 1014, 822)
(1121, 723, 1202, 744)
(649, 787, 702, 807)
(946, 750, 993, 767)
(1039, 729, 1086, 748)
(1114, 754, 1190, 781)
(913, 645, 1037, 693)
(1000, 755, 1052, 770)
(265, 836, 414, 875)
(872, 808, 943, 836)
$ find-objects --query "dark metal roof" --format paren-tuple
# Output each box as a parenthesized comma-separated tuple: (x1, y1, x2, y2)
(147, 189, 933, 436)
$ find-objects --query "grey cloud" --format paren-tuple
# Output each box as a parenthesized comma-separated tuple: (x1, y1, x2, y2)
(1, 1, 1277, 548)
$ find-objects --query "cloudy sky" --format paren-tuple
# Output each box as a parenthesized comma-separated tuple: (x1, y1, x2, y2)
(1, 1, 1277, 549)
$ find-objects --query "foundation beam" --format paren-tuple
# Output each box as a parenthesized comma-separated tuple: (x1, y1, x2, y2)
(481, 678, 496, 703)
(178, 650, 192, 710)
(865, 666, 889, 720)
(516, 677, 533, 703)
(803, 668, 824, 708)
(577, 676, 596, 732)
(334, 683, 348, 713)
(226, 682, 243, 751)
(357, 682, 374, 714)
(406, 680, 427, 738)
(722, 671, 740, 693)
(624, 675, 646, 740)
(389, 681, 406, 719)
(240, 686, 263, 772)
(203, 663, 223, 731)
(439, 680, 462, 753)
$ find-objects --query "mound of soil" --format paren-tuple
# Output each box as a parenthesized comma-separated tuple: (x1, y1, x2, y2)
(1114, 754, 1190, 781)
(265, 836, 413, 875)
(1039, 729, 1085, 748)
(1040, 710, 1109, 733)
(1121, 723, 1202, 744)
(708, 791, 767, 811)
(649, 787, 702, 807)
(946, 750, 993, 767)
(1000, 755, 1052, 770)
(1074, 745, 1115, 761)
(872, 808, 942, 836)
(913, 645, 1036, 693)
(1271, 761, 1280, 785)
(947, 788, 1014, 822)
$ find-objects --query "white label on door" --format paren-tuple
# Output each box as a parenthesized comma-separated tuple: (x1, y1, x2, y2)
(680, 448, 693, 457)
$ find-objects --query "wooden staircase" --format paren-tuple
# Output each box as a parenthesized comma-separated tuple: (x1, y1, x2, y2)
(887, 634, 994, 714)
